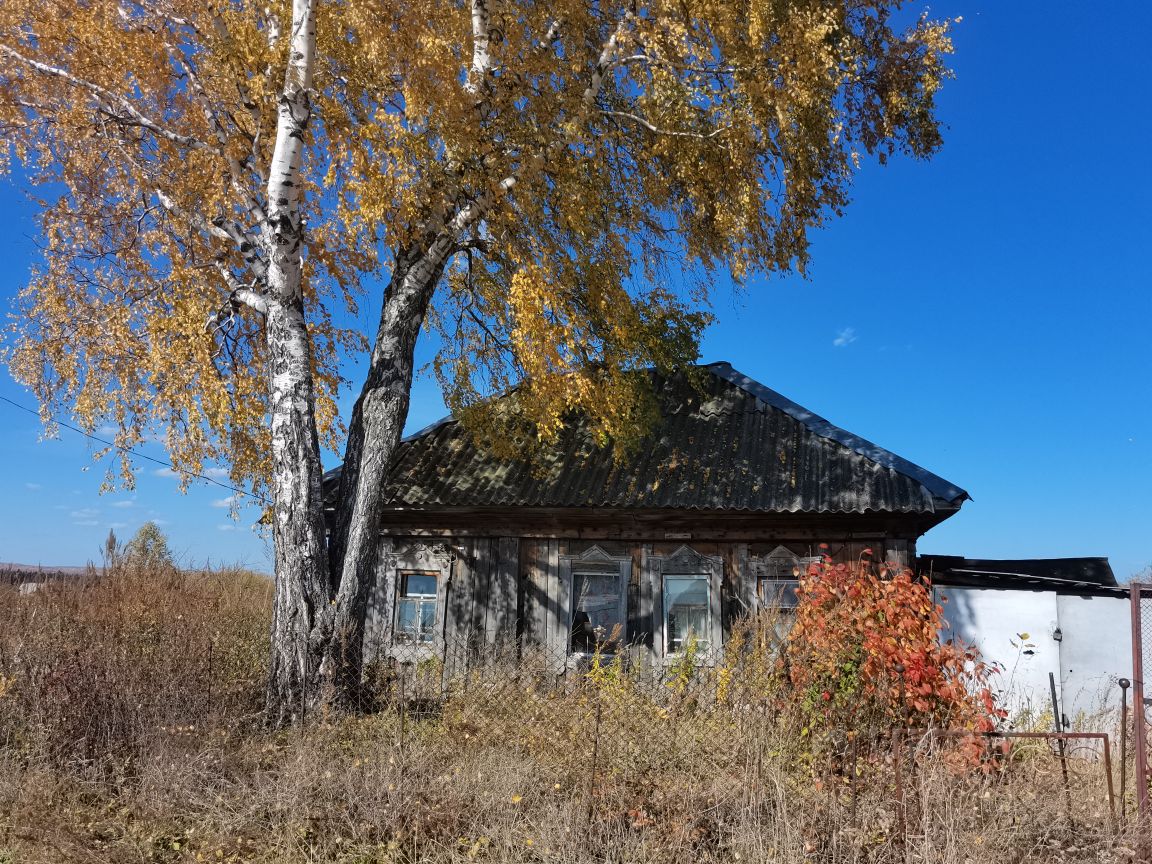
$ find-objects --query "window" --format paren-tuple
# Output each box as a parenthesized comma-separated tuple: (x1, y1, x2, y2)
(759, 579, 799, 610)
(571, 571, 625, 653)
(395, 571, 438, 645)
(663, 575, 711, 653)
(757, 548, 817, 640)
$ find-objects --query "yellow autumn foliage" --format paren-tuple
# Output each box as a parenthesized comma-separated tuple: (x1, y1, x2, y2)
(0, 0, 954, 491)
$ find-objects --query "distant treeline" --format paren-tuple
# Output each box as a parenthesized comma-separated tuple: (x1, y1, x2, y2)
(0, 565, 94, 586)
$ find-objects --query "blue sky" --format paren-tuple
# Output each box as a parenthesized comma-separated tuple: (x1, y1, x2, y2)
(2, 2, 1150, 579)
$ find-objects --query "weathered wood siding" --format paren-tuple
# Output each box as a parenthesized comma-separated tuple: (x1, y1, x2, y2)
(366, 533, 919, 665)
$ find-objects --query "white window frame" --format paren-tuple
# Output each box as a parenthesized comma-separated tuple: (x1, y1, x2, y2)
(648, 545, 724, 660)
(394, 570, 440, 646)
(662, 573, 714, 655)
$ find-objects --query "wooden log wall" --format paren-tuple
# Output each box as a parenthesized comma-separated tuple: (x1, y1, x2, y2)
(364, 534, 917, 665)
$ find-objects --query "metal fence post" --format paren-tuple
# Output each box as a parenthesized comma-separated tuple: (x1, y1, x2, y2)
(1120, 678, 1130, 827)
(1131, 584, 1149, 824)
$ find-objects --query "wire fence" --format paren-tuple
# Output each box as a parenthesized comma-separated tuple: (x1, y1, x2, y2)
(357, 635, 1125, 846)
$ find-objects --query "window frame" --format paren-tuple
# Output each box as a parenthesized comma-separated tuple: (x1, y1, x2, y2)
(648, 544, 724, 661)
(393, 569, 441, 647)
(558, 545, 633, 661)
(570, 568, 628, 654)
(758, 577, 800, 611)
(662, 573, 714, 655)
(753, 547, 820, 642)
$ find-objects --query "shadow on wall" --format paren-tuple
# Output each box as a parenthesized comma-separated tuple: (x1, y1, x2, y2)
(935, 584, 1062, 719)
(934, 585, 1133, 727)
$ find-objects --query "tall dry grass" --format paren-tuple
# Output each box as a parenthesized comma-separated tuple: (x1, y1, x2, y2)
(0, 561, 269, 769)
(0, 566, 1140, 863)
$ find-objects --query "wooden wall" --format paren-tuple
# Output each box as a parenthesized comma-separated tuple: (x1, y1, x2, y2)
(363, 533, 915, 665)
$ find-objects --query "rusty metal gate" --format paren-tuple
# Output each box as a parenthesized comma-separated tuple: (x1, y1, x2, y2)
(1133, 582, 1152, 824)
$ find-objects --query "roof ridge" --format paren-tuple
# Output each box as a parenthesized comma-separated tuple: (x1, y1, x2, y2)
(704, 362, 969, 504)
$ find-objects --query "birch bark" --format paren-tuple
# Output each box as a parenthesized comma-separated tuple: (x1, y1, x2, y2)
(261, 0, 332, 723)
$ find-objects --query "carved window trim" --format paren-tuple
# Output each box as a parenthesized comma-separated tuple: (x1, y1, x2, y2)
(378, 541, 454, 658)
(753, 545, 819, 612)
(648, 545, 724, 659)
(558, 544, 632, 657)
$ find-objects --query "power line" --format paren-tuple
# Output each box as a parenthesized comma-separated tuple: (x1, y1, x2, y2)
(0, 393, 269, 504)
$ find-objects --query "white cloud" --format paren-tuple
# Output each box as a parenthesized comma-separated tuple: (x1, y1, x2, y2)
(152, 467, 179, 478)
(111, 499, 136, 508)
(204, 467, 230, 479)
(212, 495, 239, 509)
(70, 508, 100, 520)
(832, 326, 857, 348)
(24, 482, 42, 491)
(108, 521, 129, 529)
(217, 524, 237, 532)
(73, 520, 99, 527)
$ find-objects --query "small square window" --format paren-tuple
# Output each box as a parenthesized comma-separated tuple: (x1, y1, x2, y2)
(395, 571, 438, 645)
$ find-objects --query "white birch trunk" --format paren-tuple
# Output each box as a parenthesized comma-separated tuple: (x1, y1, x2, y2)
(261, 0, 331, 724)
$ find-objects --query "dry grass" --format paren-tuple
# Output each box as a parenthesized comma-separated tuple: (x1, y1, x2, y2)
(0, 566, 1141, 864)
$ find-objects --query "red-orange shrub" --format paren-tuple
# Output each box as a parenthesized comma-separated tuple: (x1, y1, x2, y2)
(783, 554, 1004, 739)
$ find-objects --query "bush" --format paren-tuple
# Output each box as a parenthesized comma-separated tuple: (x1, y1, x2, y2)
(783, 554, 1005, 745)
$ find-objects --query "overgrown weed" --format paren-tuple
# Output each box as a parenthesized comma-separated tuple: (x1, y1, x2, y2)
(0, 564, 1138, 863)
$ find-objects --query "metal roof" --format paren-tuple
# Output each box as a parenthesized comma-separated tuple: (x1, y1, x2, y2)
(328, 362, 969, 515)
(919, 555, 1120, 593)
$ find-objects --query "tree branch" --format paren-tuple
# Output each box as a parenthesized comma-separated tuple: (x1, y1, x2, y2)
(534, 18, 564, 53)
(163, 43, 270, 230)
(600, 109, 731, 140)
(154, 188, 268, 280)
(466, 0, 494, 95)
(443, 13, 635, 244)
(0, 42, 216, 153)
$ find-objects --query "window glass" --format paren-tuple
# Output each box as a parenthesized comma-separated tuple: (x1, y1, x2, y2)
(396, 571, 438, 645)
(759, 579, 799, 610)
(403, 572, 437, 597)
(664, 575, 710, 652)
(571, 571, 624, 652)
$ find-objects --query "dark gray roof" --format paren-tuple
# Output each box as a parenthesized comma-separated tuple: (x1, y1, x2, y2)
(919, 555, 1120, 593)
(329, 362, 969, 514)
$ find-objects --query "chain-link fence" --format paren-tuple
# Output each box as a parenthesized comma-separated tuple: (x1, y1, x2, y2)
(362, 636, 766, 784)
(351, 634, 1122, 847)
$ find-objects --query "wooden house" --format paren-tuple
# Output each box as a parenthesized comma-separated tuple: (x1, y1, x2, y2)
(323, 362, 970, 666)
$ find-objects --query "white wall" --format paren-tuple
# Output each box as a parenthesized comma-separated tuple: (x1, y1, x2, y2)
(1056, 594, 1133, 725)
(933, 586, 1132, 726)
(936, 586, 1061, 716)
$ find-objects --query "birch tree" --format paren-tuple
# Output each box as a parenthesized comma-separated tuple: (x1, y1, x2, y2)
(0, 0, 954, 720)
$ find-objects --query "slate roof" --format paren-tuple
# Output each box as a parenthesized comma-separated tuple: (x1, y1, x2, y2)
(919, 556, 1121, 594)
(326, 362, 969, 515)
